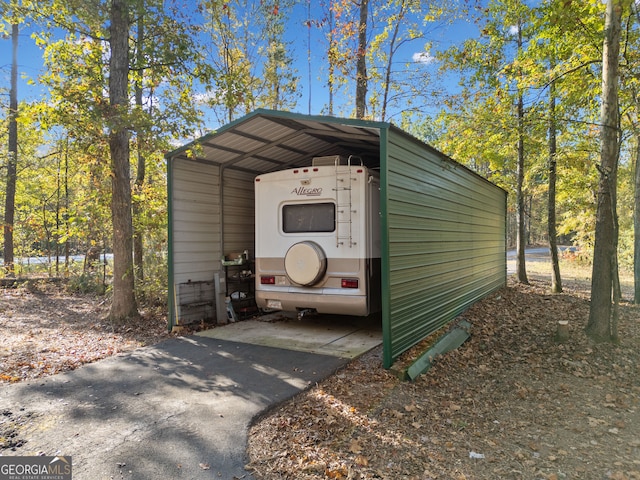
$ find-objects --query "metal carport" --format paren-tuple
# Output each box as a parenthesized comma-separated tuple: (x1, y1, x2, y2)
(166, 109, 506, 368)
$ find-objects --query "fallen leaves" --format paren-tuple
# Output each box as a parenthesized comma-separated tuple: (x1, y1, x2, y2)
(3, 279, 640, 479)
(247, 278, 640, 479)
(0, 287, 170, 384)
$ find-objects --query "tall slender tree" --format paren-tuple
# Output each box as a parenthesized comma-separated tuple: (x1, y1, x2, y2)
(587, 0, 623, 342)
(514, 14, 529, 285)
(435, 0, 535, 272)
(133, 0, 146, 288)
(625, 4, 640, 304)
(257, 0, 299, 111)
(3, 22, 18, 276)
(355, 0, 369, 119)
(108, 0, 138, 321)
(547, 75, 563, 293)
(634, 137, 640, 303)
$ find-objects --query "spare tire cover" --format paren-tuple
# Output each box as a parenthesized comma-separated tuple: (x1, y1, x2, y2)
(284, 241, 327, 286)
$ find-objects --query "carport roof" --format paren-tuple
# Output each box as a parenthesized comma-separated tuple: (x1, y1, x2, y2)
(165, 109, 390, 174)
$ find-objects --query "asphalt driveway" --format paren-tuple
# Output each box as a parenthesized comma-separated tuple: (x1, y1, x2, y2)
(0, 334, 363, 479)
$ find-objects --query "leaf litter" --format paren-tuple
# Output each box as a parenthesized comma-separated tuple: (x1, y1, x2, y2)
(0, 283, 170, 385)
(1, 278, 639, 479)
(246, 277, 640, 480)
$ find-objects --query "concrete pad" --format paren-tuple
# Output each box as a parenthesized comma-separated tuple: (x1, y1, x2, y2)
(197, 313, 382, 359)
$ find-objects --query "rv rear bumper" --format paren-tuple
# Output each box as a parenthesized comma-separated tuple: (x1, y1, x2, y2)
(255, 290, 369, 317)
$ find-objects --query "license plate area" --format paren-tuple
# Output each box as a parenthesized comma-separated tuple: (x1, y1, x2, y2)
(266, 299, 282, 309)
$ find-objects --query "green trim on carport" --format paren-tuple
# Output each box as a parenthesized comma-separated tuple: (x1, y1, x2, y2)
(379, 127, 393, 369)
(166, 150, 176, 332)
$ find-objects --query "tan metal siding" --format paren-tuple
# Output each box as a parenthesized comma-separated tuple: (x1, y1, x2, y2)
(171, 160, 221, 285)
(384, 129, 506, 365)
(221, 169, 255, 257)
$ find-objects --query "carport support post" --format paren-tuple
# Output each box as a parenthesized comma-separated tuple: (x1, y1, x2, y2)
(167, 152, 176, 331)
(214, 272, 228, 324)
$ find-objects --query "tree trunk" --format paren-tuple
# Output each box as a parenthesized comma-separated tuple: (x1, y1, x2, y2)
(634, 136, 640, 304)
(633, 0, 640, 305)
(355, 0, 368, 119)
(515, 23, 528, 286)
(587, 0, 622, 342)
(381, 1, 405, 122)
(109, 0, 139, 322)
(328, 5, 335, 116)
(515, 94, 528, 284)
(133, 124, 145, 289)
(3, 24, 19, 276)
(133, 1, 146, 291)
(514, 20, 528, 284)
(64, 138, 70, 274)
(548, 77, 562, 293)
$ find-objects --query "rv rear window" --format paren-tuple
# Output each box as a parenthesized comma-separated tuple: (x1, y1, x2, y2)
(282, 203, 335, 233)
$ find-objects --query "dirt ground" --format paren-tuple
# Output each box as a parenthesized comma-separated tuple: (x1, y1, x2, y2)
(1, 277, 639, 479)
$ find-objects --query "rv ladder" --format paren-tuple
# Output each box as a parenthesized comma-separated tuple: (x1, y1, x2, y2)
(334, 161, 357, 248)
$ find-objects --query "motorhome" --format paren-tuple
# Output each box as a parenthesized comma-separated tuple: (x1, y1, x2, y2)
(254, 155, 381, 317)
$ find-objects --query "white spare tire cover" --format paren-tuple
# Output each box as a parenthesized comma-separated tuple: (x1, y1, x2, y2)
(284, 241, 327, 286)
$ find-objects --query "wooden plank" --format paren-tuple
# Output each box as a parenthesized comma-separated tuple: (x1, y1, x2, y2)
(406, 320, 472, 381)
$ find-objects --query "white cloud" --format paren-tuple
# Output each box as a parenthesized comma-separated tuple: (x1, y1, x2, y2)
(412, 52, 435, 65)
(193, 89, 219, 105)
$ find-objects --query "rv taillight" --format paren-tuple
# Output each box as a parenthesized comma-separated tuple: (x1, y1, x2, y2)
(260, 276, 276, 285)
(341, 278, 359, 289)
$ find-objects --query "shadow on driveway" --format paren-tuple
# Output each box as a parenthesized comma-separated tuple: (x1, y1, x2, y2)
(0, 335, 352, 479)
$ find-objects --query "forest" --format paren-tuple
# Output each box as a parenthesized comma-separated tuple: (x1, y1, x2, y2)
(0, 0, 638, 338)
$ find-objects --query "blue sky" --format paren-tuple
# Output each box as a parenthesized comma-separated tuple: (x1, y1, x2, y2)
(0, 2, 482, 127)
(284, 2, 481, 119)
(0, 25, 48, 102)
